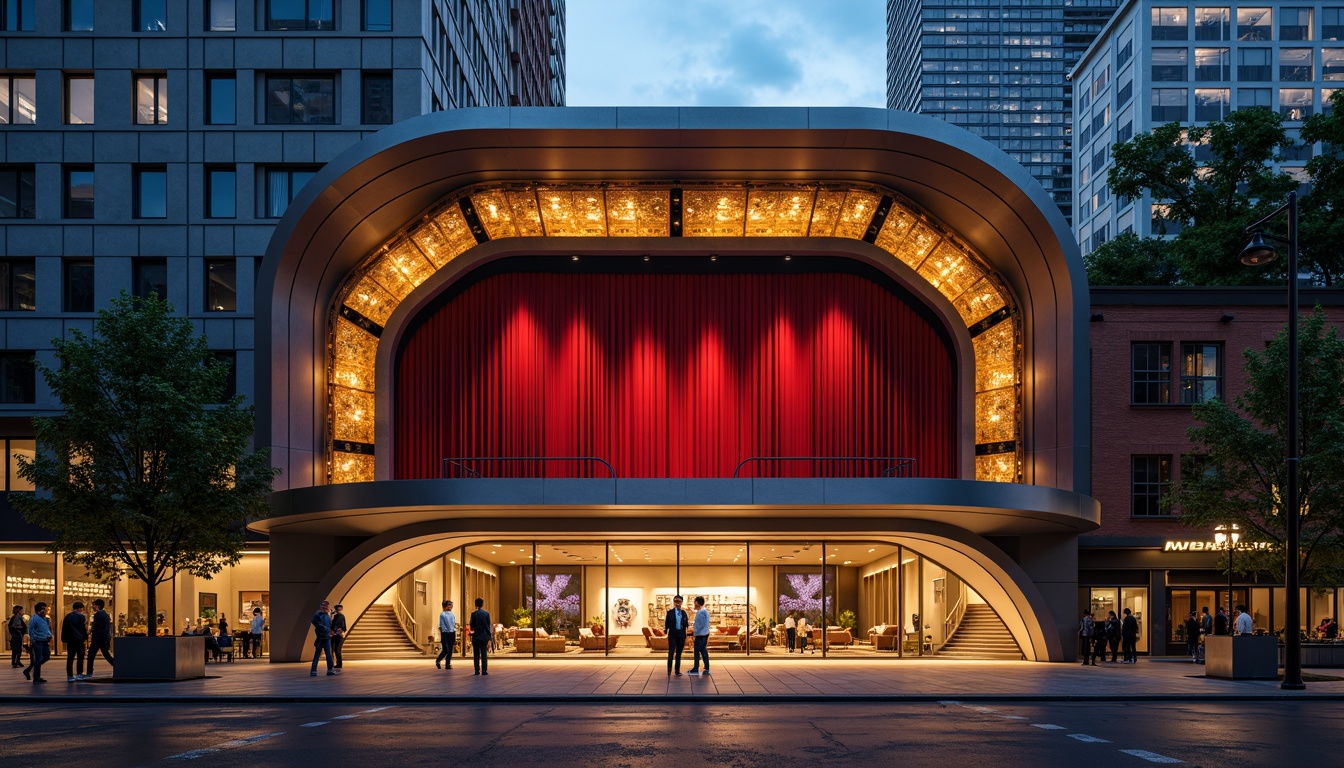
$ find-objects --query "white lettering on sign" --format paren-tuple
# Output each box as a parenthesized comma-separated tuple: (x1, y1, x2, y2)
(1163, 540, 1272, 552)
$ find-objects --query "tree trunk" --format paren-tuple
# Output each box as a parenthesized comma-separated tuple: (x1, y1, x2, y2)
(144, 556, 157, 638)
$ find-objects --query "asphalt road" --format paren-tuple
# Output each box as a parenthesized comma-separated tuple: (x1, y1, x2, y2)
(0, 701, 1334, 767)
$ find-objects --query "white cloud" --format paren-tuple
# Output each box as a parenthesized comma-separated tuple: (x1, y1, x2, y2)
(565, 0, 885, 107)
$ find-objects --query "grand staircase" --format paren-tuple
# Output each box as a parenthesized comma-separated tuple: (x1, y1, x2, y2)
(341, 605, 425, 659)
(936, 604, 1024, 660)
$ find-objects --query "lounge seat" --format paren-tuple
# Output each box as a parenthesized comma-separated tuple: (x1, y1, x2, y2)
(871, 625, 901, 651)
(578, 628, 619, 651)
(826, 627, 853, 646)
(641, 626, 690, 651)
(513, 627, 568, 653)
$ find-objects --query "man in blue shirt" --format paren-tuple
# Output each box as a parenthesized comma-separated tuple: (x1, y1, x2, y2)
(436, 599, 457, 670)
(23, 601, 51, 684)
(688, 596, 711, 676)
(310, 600, 335, 677)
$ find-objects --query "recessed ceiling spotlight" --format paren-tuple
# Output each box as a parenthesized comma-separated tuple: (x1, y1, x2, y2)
(709, 254, 718, 262)
(643, 254, 651, 262)
(784, 253, 792, 261)
(571, 254, 580, 262)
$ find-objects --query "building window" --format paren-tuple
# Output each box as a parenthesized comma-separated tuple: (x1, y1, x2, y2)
(264, 75, 335, 124)
(1195, 88, 1230, 121)
(1117, 79, 1133, 107)
(64, 74, 95, 125)
(1151, 8, 1188, 41)
(1280, 8, 1312, 41)
(206, 167, 236, 219)
(0, 75, 36, 124)
(65, 0, 93, 31)
(2, 0, 34, 31)
(1151, 88, 1187, 122)
(134, 167, 166, 219)
(363, 0, 391, 31)
(208, 0, 235, 31)
(133, 259, 167, 300)
(1281, 88, 1315, 121)
(5, 438, 35, 491)
(1327, 8, 1344, 41)
(0, 259, 35, 311)
(1237, 48, 1272, 80)
(1132, 455, 1173, 517)
(206, 75, 236, 125)
(134, 74, 168, 124)
(1117, 39, 1133, 69)
(1195, 48, 1230, 81)
(1194, 7, 1230, 40)
(265, 167, 316, 218)
(0, 166, 35, 218)
(1238, 87, 1272, 110)
(63, 259, 94, 312)
(213, 351, 237, 401)
(1324, 50, 1344, 82)
(0, 352, 35, 404)
(266, 0, 334, 31)
(1152, 48, 1188, 81)
(1131, 342, 1172, 404)
(206, 259, 237, 311)
(1180, 343, 1221, 404)
(1237, 7, 1272, 41)
(64, 166, 93, 219)
(1281, 49, 1313, 81)
(135, 0, 166, 31)
(361, 72, 392, 124)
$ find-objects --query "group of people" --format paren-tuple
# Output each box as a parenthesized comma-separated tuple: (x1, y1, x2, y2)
(781, 611, 816, 653)
(308, 600, 347, 676)
(7, 600, 114, 684)
(1078, 607, 1140, 665)
(1181, 604, 1257, 662)
(431, 597, 494, 675)
(1315, 617, 1339, 639)
(663, 595, 713, 676)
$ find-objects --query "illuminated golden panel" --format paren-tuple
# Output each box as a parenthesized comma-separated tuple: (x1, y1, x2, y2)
(894, 221, 940, 271)
(388, 240, 435, 289)
(975, 388, 1017, 444)
(411, 219, 464, 269)
(975, 453, 1018, 483)
(807, 190, 847, 237)
(332, 386, 375, 444)
(506, 189, 546, 237)
(537, 187, 608, 236)
(745, 189, 814, 237)
(918, 241, 982, 300)
(974, 322, 1017, 391)
(472, 189, 518, 239)
(874, 205, 916, 253)
(331, 452, 375, 484)
(951, 278, 1007, 327)
(684, 188, 746, 237)
(347, 275, 398, 326)
(834, 190, 882, 240)
(606, 189, 643, 237)
(634, 189, 671, 237)
(430, 204, 481, 260)
(331, 317, 377, 393)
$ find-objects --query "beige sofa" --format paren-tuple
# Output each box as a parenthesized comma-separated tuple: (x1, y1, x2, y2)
(513, 627, 568, 653)
(578, 628, 620, 651)
(642, 627, 691, 651)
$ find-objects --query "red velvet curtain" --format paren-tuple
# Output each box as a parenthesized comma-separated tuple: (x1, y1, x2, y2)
(394, 272, 956, 479)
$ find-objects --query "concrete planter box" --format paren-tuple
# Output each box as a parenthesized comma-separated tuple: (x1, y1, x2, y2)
(112, 636, 206, 681)
(1283, 643, 1344, 668)
(1205, 635, 1278, 680)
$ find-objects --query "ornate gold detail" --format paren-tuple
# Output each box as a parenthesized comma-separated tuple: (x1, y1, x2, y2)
(951, 278, 1007, 327)
(975, 453, 1019, 484)
(974, 387, 1017, 444)
(973, 321, 1017, 392)
(331, 317, 377, 392)
(330, 452, 376, 485)
(683, 188, 747, 237)
(919, 241, 980, 301)
(331, 386, 375, 444)
(834, 190, 881, 240)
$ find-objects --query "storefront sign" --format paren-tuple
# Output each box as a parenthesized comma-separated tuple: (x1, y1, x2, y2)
(1163, 540, 1273, 552)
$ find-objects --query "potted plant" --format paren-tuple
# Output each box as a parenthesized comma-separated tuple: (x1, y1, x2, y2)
(509, 607, 533, 628)
(590, 613, 606, 634)
(837, 610, 857, 632)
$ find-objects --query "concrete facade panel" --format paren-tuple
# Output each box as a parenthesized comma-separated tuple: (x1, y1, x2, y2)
(235, 38, 283, 68)
(203, 226, 236, 257)
(139, 38, 188, 70)
(6, 133, 60, 163)
(63, 38, 94, 69)
(235, 132, 283, 164)
(361, 38, 393, 70)
(10, 227, 62, 257)
(93, 38, 138, 69)
(9, 39, 61, 68)
(63, 132, 94, 162)
(315, 38, 360, 70)
(92, 226, 138, 257)
(139, 132, 188, 163)
(139, 225, 188, 257)
(203, 131, 235, 163)
(313, 132, 362, 163)
(62, 227, 93, 257)
(282, 132, 314, 164)
(94, 132, 139, 163)
(283, 38, 315, 70)
(203, 38, 235, 70)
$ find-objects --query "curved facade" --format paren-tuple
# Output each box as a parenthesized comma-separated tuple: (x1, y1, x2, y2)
(255, 107, 1096, 664)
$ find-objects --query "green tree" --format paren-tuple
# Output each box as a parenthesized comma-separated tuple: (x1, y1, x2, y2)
(14, 293, 278, 636)
(1171, 310, 1344, 589)
(1083, 232, 1181, 286)
(1300, 90, 1344, 285)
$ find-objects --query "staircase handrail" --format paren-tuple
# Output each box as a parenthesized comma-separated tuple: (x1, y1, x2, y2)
(392, 597, 421, 650)
(938, 584, 968, 653)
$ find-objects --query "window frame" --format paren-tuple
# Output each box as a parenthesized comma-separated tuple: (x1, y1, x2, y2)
(135, 0, 167, 32)
(64, 73, 95, 125)
(264, 74, 336, 125)
(65, 0, 93, 31)
(64, 165, 94, 219)
(133, 166, 167, 219)
(206, 166, 237, 219)
(1131, 342, 1174, 405)
(0, 74, 37, 125)
(206, 74, 237, 125)
(362, 0, 391, 31)
(0, 165, 35, 219)
(205, 258, 237, 312)
(0, 351, 35, 404)
(207, 0, 236, 32)
(1131, 454, 1175, 518)
(134, 73, 169, 125)
(264, 167, 318, 218)
(361, 71, 393, 125)
(266, 0, 335, 31)
(132, 258, 168, 301)
(63, 258, 94, 313)
(0, 258, 35, 311)
(2, 0, 35, 31)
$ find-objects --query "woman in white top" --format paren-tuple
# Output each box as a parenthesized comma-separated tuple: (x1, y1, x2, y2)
(796, 616, 813, 653)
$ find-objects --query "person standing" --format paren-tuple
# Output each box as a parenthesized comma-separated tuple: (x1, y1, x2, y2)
(688, 596, 711, 676)
(1105, 610, 1121, 663)
(664, 595, 689, 676)
(796, 615, 812, 653)
(1213, 606, 1229, 636)
(436, 600, 457, 670)
(61, 601, 88, 682)
(86, 599, 114, 676)
(784, 612, 796, 653)
(469, 598, 492, 675)
(1184, 611, 1201, 662)
(1121, 607, 1139, 663)
(330, 604, 347, 670)
(24, 602, 51, 684)
(1200, 606, 1213, 637)
(1078, 609, 1094, 666)
(1234, 604, 1253, 636)
(249, 607, 265, 659)
(7, 606, 25, 668)
(309, 600, 335, 677)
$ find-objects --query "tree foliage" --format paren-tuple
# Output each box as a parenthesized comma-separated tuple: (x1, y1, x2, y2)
(13, 293, 278, 634)
(1171, 310, 1344, 588)
(1300, 90, 1344, 286)
(1082, 232, 1181, 286)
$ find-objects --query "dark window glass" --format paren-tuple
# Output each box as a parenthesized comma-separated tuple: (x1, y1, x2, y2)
(1280, 49, 1313, 81)
(265, 75, 335, 124)
(213, 351, 237, 401)
(1326, 9, 1344, 41)
(1195, 89, 1230, 121)
(206, 259, 237, 311)
(0, 259, 35, 311)
(1117, 80, 1133, 107)
(1194, 7, 1230, 40)
(267, 0, 333, 31)
(1151, 8, 1189, 40)
(136, 0, 166, 31)
(65, 167, 94, 219)
(1131, 342, 1172, 404)
(2, 0, 34, 31)
(1237, 48, 1273, 80)
(135, 74, 168, 124)
(1239, 87, 1273, 109)
(363, 0, 391, 31)
(0, 352, 34, 404)
(265, 168, 316, 217)
(208, 0, 236, 31)
(1195, 48, 1231, 81)
(135, 168, 167, 219)
(1117, 40, 1133, 68)
(362, 72, 393, 124)
(64, 259, 94, 312)
(133, 259, 167, 300)
(207, 168, 236, 219)
(1151, 88, 1187, 122)
(207, 75, 236, 125)
(65, 0, 93, 31)
(0, 75, 37, 124)
(0, 167, 35, 218)
(1180, 343, 1221, 403)
(1152, 48, 1188, 81)
(1132, 455, 1173, 517)
(1280, 8, 1311, 41)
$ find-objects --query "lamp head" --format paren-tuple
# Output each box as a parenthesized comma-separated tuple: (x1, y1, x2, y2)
(1240, 231, 1279, 266)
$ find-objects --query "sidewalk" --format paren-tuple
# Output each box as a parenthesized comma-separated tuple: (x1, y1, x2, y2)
(2, 656, 1341, 704)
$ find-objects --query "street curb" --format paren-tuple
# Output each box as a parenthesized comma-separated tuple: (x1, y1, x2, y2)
(4, 693, 1344, 705)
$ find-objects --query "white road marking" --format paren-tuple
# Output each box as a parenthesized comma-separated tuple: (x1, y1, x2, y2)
(362, 706, 394, 713)
(937, 700, 963, 706)
(167, 732, 284, 760)
(1068, 734, 1111, 743)
(1120, 749, 1183, 764)
(999, 715, 1028, 720)
(332, 715, 358, 720)
(300, 722, 329, 728)
(1031, 724, 1067, 730)
(973, 707, 999, 713)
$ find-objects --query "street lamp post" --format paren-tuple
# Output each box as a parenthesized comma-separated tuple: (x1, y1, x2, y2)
(1238, 189, 1304, 690)
(1214, 524, 1240, 623)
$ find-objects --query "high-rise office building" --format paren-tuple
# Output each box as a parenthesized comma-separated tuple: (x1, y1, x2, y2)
(887, 0, 1119, 224)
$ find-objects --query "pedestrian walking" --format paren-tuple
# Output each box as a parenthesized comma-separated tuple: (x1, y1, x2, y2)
(1234, 604, 1253, 635)
(469, 598, 492, 675)
(1121, 608, 1139, 663)
(436, 600, 457, 670)
(330, 604, 347, 669)
(23, 602, 51, 684)
(665, 595, 688, 676)
(1079, 609, 1095, 665)
(1105, 610, 1121, 662)
(688, 596, 711, 676)
(86, 599, 114, 676)
(1183, 611, 1201, 662)
(784, 612, 796, 652)
(797, 616, 813, 653)
(309, 600, 335, 677)
(249, 607, 265, 658)
(61, 601, 88, 681)
(7, 606, 25, 668)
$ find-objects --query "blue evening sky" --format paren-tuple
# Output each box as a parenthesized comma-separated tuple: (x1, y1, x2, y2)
(565, 0, 886, 108)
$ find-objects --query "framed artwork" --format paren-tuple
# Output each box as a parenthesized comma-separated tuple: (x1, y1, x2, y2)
(933, 577, 945, 605)
(198, 592, 218, 619)
(606, 587, 645, 634)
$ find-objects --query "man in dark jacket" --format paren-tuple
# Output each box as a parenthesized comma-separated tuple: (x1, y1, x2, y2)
(468, 598, 492, 675)
(309, 600, 334, 677)
(1184, 611, 1201, 662)
(7, 606, 25, 668)
(330, 604, 347, 669)
(1121, 608, 1140, 663)
(1213, 606, 1229, 636)
(60, 601, 88, 682)
(665, 595, 689, 676)
(86, 598, 114, 676)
